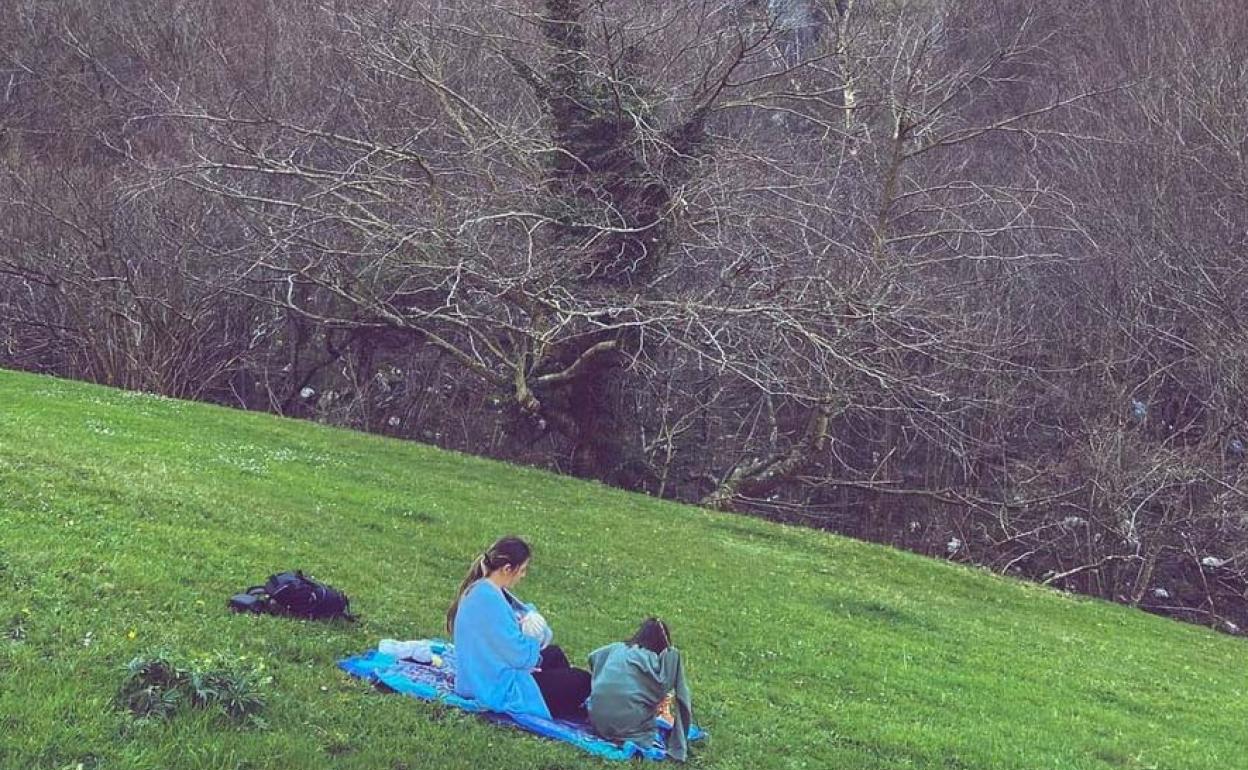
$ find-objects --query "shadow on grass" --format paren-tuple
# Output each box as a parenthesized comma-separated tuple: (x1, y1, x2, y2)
(709, 519, 817, 552)
(823, 597, 923, 628)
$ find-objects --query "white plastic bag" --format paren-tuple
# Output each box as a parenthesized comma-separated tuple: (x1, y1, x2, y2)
(519, 610, 553, 649)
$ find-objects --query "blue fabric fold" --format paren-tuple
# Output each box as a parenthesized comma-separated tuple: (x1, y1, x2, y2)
(338, 643, 706, 761)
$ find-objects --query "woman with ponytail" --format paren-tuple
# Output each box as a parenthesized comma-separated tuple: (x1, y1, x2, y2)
(447, 536, 591, 719)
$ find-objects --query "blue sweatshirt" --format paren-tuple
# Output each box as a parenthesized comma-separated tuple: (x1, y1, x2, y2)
(452, 580, 549, 718)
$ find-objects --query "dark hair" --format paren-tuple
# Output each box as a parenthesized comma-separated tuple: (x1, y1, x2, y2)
(628, 617, 672, 654)
(446, 536, 532, 634)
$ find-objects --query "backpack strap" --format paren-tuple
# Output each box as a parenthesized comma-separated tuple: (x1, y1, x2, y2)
(243, 585, 275, 613)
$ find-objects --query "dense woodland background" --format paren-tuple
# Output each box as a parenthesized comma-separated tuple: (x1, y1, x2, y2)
(3, 0, 1247, 634)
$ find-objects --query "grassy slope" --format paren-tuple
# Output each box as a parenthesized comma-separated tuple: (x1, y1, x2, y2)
(0, 368, 1244, 770)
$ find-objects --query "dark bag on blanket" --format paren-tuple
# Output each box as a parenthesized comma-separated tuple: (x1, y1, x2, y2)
(228, 570, 356, 621)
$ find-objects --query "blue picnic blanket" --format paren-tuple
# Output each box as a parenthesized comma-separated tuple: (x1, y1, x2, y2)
(338, 641, 706, 761)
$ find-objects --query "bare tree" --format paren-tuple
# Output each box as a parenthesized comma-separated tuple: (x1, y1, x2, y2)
(4, 0, 1248, 632)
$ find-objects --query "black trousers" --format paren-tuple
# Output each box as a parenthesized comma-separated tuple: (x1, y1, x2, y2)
(532, 645, 591, 719)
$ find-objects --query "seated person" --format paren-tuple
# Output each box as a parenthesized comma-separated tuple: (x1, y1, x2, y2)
(587, 618, 693, 761)
(446, 536, 591, 719)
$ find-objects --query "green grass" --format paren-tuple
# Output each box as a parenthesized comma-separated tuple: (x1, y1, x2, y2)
(0, 368, 1244, 770)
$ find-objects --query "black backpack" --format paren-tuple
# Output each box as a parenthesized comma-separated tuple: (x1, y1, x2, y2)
(228, 570, 356, 621)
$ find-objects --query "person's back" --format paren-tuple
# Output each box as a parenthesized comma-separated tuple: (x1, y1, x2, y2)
(587, 619, 692, 761)
(587, 642, 668, 733)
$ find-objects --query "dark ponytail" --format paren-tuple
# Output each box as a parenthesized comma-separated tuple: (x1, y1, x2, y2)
(446, 536, 532, 634)
(628, 617, 672, 654)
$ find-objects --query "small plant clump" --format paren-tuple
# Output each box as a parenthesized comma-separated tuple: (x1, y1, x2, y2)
(116, 653, 269, 727)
